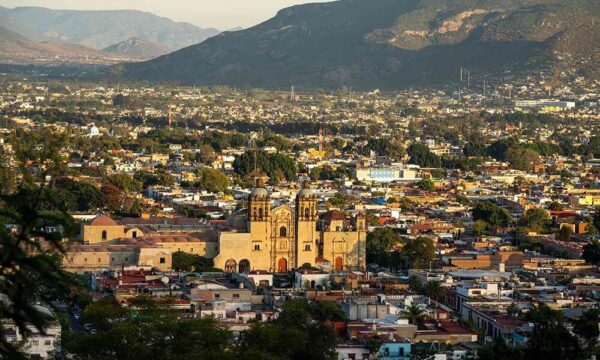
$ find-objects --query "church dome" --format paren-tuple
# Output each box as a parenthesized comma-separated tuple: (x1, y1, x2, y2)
(297, 182, 314, 199)
(250, 187, 269, 198)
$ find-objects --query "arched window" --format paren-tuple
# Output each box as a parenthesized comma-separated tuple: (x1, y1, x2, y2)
(304, 244, 311, 251)
(305, 208, 310, 219)
(280, 226, 287, 237)
(239, 259, 251, 274)
(225, 259, 237, 273)
(101, 230, 107, 241)
(258, 207, 263, 220)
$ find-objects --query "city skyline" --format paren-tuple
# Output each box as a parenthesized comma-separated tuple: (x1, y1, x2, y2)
(0, 0, 332, 30)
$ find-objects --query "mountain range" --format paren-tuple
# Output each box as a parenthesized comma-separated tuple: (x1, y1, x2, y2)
(0, 25, 126, 65)
(103, 37, 170, 60)
(108, 0, 600, 89)
(0, 6, 220, 51)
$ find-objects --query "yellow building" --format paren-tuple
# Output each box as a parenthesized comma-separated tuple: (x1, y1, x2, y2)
(214, 183, 366, 273)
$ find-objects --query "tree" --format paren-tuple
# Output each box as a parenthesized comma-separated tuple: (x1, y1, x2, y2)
(364, 138, 405, 161)
(172, 251, 216, 272)
(112, 93, 126, 106)
(573, 308, 600, 349)
(197, 167, 230, 193)
(400, 237, 436, 270)
(593, 207, 600, 233)
(198, 144, 217, 164)
(472, 201, 512, 228)
(400, 303, 427, 328)
(487, 138, 516, 161)
(463, 141, 487, 157)
(101, 183, 126, 213)
(233, 151, 297, 184)
(558, 226, 572, 242)
(424, 281, 444, 303)
(0, 136, 80, 358)
(582, 240, 600, 265)
(416, 179, 435, 192)
(473, 219, 488, 236)
(505, 147, 541, 171)
(547, 201, 564, 211)
(478, 337, 523, 360)
(407, 144, 441, 168)
(235, 299, 338, 360)
(63, 296, 233, 360)
(517, 208, 550, 233)
(523, 303, 582, 360)
(366, 228, 401, 267)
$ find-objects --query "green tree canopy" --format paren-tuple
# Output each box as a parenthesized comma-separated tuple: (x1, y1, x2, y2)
(197, 167, 230, 193)
(472, 201, 512, 228)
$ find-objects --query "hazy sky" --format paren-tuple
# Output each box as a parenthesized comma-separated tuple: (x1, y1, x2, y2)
(1, 0, 332, 29)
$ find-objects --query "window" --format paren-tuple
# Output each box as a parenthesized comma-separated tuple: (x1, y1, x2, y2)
(160, 257, 166, 264)
(101, 230, 107, 241)
(45, 340, 52, 346)
(132, 231, 137, 238)
(305, 208, 309, 219)
(304, 244, 311, 251)
(84, 258, 87, 262)
(30, 340, 39, 346)
(233, 294, 240, 299)
(254, 244, 261, 251)
(125, 257, 128, 261)
(279, 226, 287, 237)
(111, 257, 115, 262)
(214, 294, 220, 299)
(258, 208, 263, 219)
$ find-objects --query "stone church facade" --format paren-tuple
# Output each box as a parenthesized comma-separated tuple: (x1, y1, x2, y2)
(214, 183, 366, 273)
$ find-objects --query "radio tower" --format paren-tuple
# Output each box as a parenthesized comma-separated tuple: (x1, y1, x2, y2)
(318, 127, 324, 152)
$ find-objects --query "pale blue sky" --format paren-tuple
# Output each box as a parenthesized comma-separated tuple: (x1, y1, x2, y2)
(0, 0, 333, 29)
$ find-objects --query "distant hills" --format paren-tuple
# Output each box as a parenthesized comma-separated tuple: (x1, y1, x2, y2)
(109, 0, 600, 89)
(0, 6, 220, 51)
(0, 25, 125, 65)
(103, 37, 170, 60)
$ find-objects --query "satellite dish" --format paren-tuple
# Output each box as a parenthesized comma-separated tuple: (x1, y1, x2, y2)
(161, 277, 170, 285)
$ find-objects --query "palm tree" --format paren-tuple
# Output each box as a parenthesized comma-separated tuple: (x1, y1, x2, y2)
(401, 303, 427, 328)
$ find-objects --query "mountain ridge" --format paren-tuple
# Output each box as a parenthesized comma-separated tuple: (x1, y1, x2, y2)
(107, 0, 600, 89)
(0, 25, 128, 65)
(0, 6, 220, 51)
(103, 37, 170, 60)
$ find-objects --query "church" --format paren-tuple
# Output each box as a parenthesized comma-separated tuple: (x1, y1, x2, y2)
(214, 182, 366, 273)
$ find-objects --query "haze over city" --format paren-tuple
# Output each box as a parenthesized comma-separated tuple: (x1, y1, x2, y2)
(0, 0, 330, 29)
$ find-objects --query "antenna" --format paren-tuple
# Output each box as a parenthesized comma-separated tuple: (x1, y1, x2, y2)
(318, 127, 324, 152)
(483, 79, 487, 98)
(467, 71, 471, 88)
